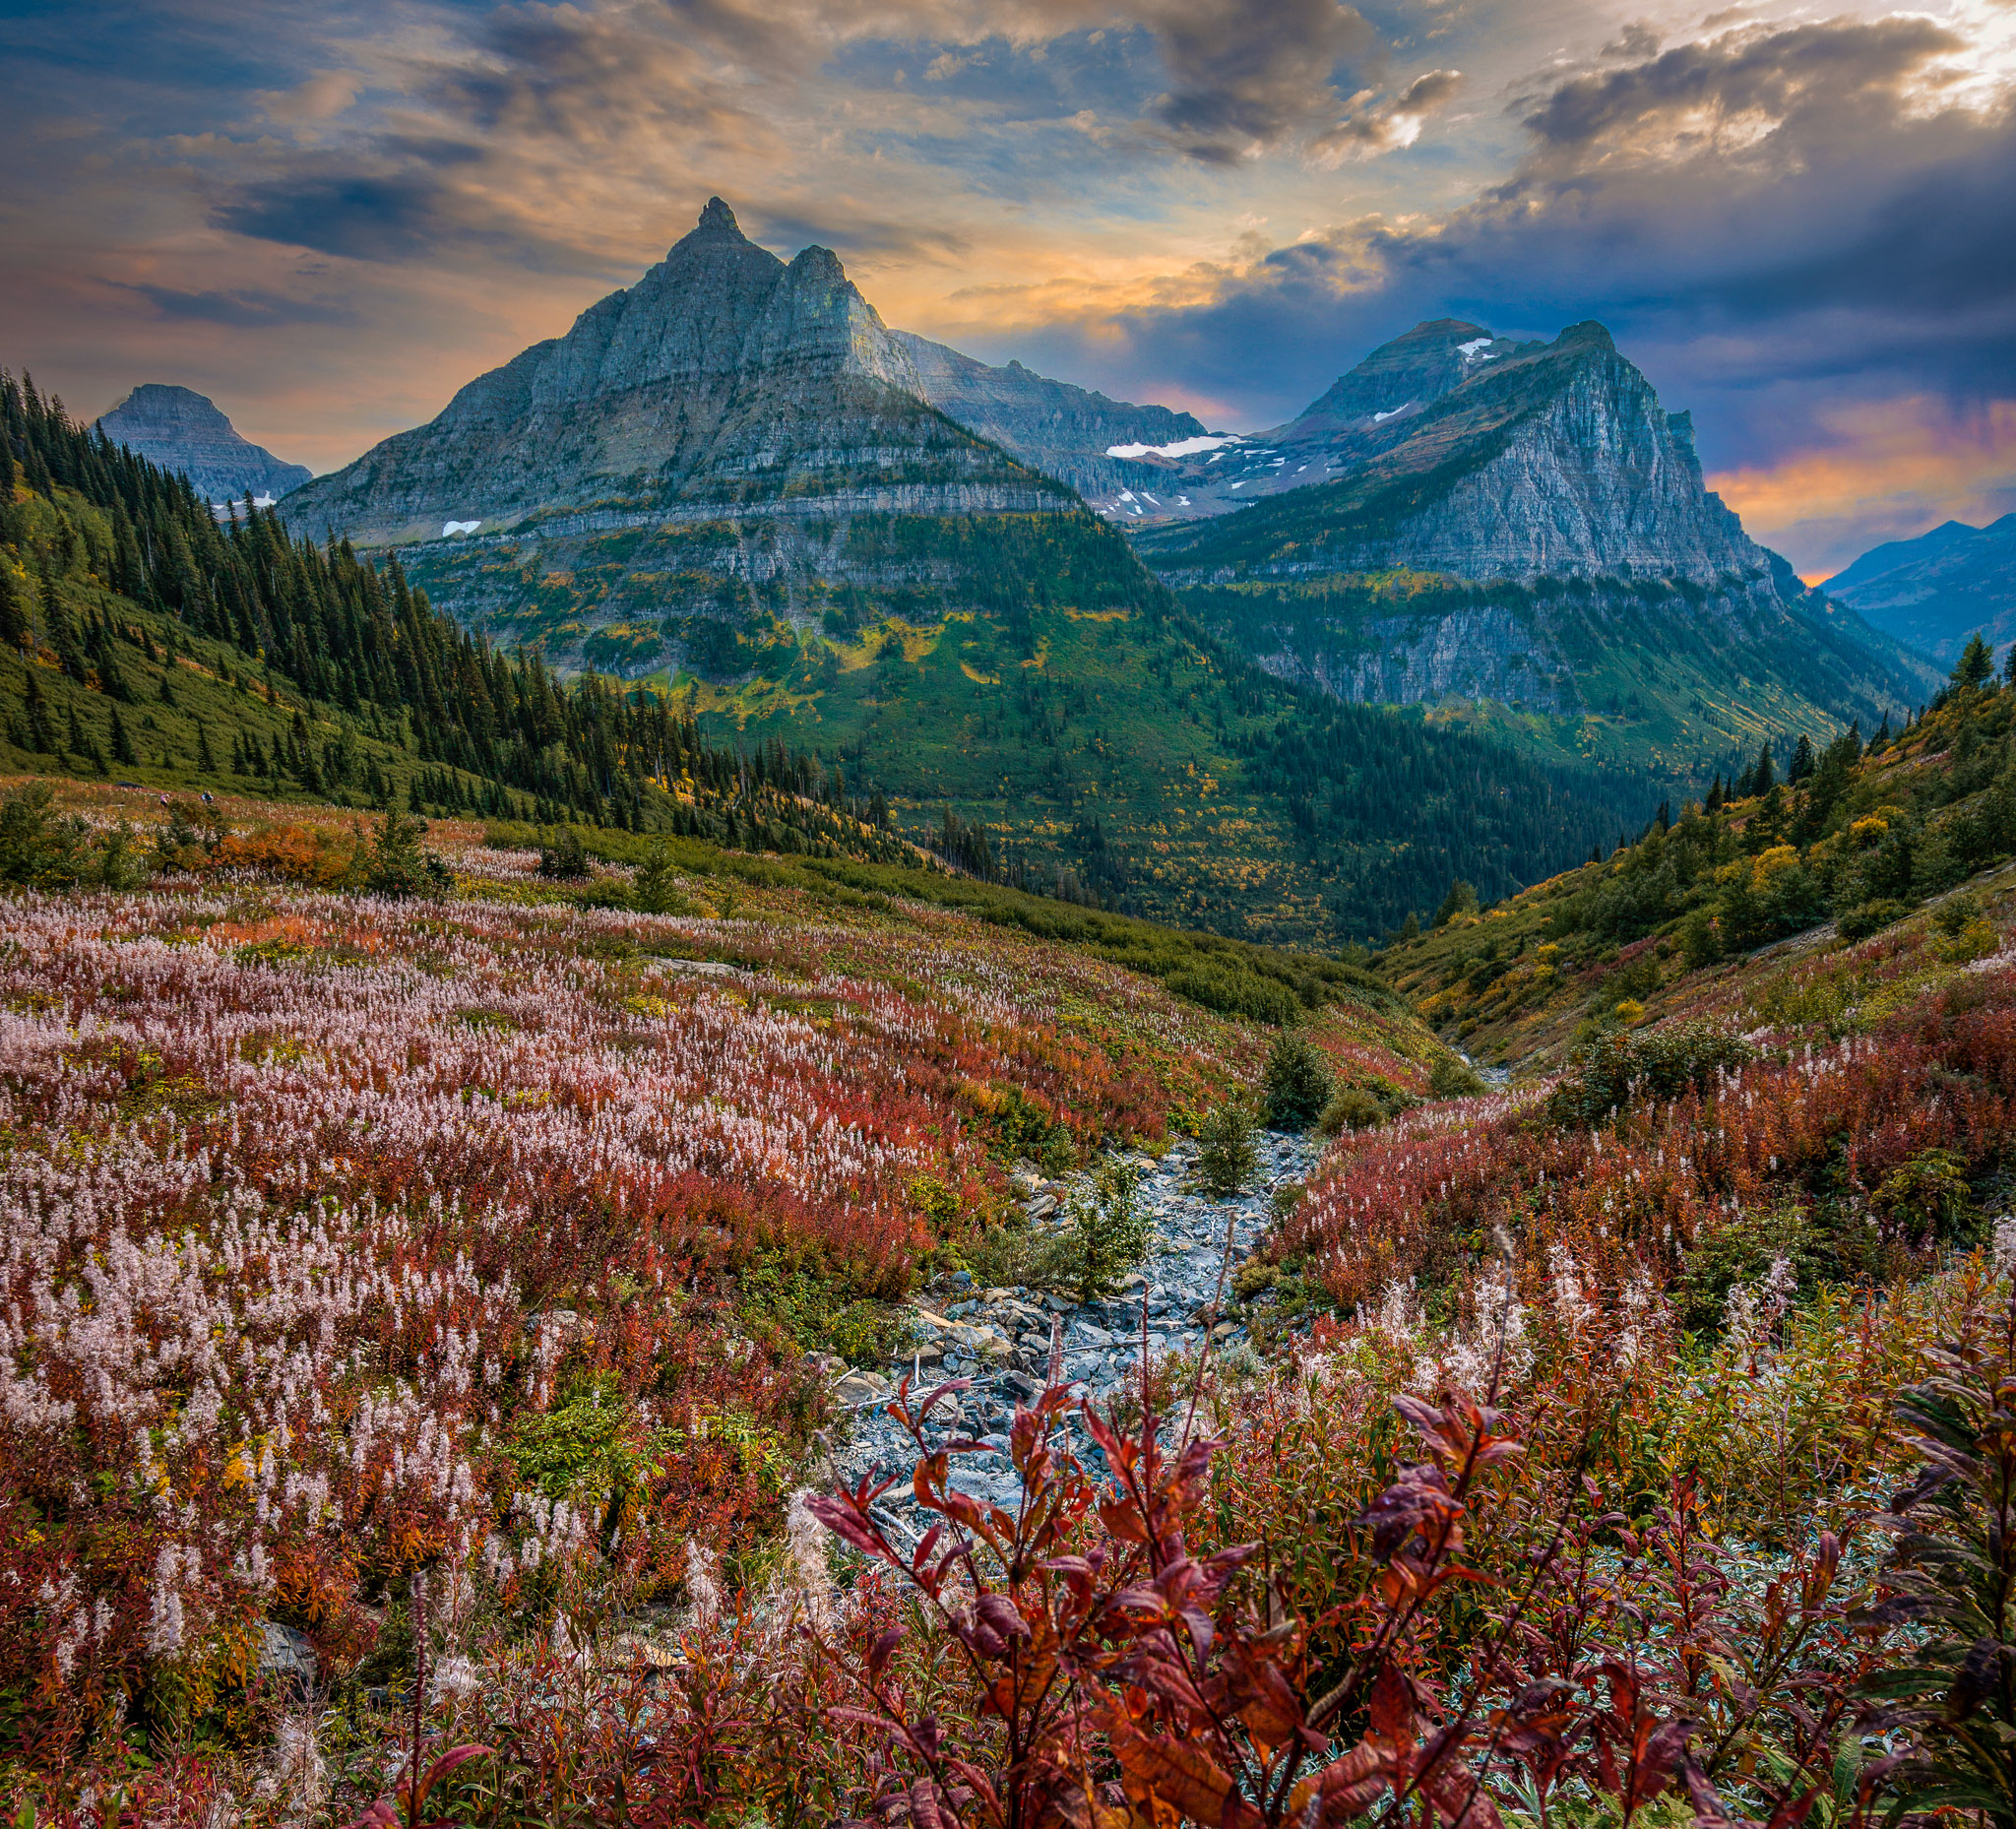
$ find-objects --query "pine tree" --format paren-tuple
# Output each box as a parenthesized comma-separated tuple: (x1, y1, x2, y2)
(23, 667, 56, 753)
(1953, 631, 1994, 691)
(108, 704, 137, 767)
(0, 561, 28, 652)
(1788, 734, 1815, 783)
(196, 722, 217, 774)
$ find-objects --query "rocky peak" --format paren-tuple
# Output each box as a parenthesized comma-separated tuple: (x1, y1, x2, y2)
(693, 196, 741, 236)
(1289, 319, 1539, 437)
(1139, 318, 1779, 588)
(282, 196, 1055, 544)
(94, 384, 311, 504)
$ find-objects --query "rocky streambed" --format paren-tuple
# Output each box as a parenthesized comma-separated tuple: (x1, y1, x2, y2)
(826, 1129, 1323, 1517)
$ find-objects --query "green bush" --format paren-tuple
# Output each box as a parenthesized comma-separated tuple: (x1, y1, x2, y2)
(1318, 1085, 1387, 1135)
(1546, 1020, 1755, 1128)
(1194, 1102, 1258, 1199)
(1060, 1160, 1148, 1301)
(536, 826, 593, 880)
(633, 842, 693, 914)
(1259, 1031, 1334, 1131)
(363, 807, 452, 900)
(1426, 1054, 1487, 1099)
(1839, 898, 1914, 941)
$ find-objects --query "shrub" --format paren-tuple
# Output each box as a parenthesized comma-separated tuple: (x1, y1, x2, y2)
(363, 807, 452, 898)
(1319, 1084, 1388, 1135)
(1061, 1159, 1148, 1301)
(1259, 1030, 1333, 1131)
(1862, 1321, 2016, 1823)
(536, 825, 593, 880)
(1840, 898, 1915, 941)
(633, 841, 692, 914)
(1546, 1019, 1756, 1128)
(1194, 1101, 1258, 1198)
(1426, 1052, 1487, 1099)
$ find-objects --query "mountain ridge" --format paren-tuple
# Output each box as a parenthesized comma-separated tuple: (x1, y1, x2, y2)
(1824, 513, 2016, 663)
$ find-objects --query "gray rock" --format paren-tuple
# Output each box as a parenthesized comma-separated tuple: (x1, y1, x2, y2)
(258, 1619, 318, 1696)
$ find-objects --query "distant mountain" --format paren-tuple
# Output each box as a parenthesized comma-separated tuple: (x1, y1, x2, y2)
(1128, 319, 1937, 779)
(1825, 515, 2016, 663)
(94, 384, 310, 505)
(891, 331, 1209, 500)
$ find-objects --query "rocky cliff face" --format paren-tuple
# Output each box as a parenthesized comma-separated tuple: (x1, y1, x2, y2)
(892, 332, 1207, 498)
(284, 200, 1063, 545)
(94, 385, 310, 504)
(1136, 323, 1772, 586)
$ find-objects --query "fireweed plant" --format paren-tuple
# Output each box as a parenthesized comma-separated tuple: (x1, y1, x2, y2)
(9, 781, 2016, 1822)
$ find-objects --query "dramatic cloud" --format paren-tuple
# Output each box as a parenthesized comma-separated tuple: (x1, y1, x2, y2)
(2, 0, 2011, 562)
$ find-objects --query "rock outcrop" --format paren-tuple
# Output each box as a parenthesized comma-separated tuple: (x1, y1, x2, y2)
(1139, 320, 1939, 751)
(892, 332, 1208, 498)
(94, 386, 310, 505)
(1826, 514, 2016, 663)
(284, 199, 1065, 545)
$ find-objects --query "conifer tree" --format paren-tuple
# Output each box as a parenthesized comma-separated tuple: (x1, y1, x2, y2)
(22, 667, 55, 753)
(196, 723, 217, 774)
(1953, 631, 1994, 691)
(107, 704, 137, 768)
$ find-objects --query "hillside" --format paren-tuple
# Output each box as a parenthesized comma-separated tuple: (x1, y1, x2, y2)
(1376, 635, 2016, 1067)
(16, 748, 2016, 1825)
(1827, 511, 2016, 662)
(0, 367, 927, 865)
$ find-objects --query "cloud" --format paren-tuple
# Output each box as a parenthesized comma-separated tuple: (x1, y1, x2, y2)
(116, 282, 355, 327)
(1312, 67, 1462, 160)
(1711, 397, 2016, 576)
(1143, 0, 1376, 161)
(956, 9, 2016, 559)
(214, 169, 470, 264)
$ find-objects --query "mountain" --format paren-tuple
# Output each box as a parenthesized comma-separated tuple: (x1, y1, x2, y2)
(1079, 318, 1543, 526)
(1824, 514, 2016, 663)
(94, 384, 310, 505)
(890, 331, 1212, 500)
(284, 197, 1060, 544)
(263, 203, 1658, 945)
(1125, 319, 1938, 782)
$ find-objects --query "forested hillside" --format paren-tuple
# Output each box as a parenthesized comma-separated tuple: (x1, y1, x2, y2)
(1381, 632, 2016, 1063)
(0, 371, 918, 864)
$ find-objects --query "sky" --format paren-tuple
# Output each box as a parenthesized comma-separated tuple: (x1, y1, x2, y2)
(2, 0, 2013, 576)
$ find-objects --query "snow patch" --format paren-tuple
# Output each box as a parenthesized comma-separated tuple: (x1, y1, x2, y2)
(1456, 338, 1492, 356)
(1117, 490, 1136, 503)
(1103, 434, 1242, 460)
(1140, 492, 1161, 506)
(1372, 403, 1414, 423)
(442, 519, 482, 536)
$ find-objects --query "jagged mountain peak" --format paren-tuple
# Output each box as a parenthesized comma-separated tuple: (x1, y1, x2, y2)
(694, 196, 742, 236)
(283, 196, 1055, 545)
